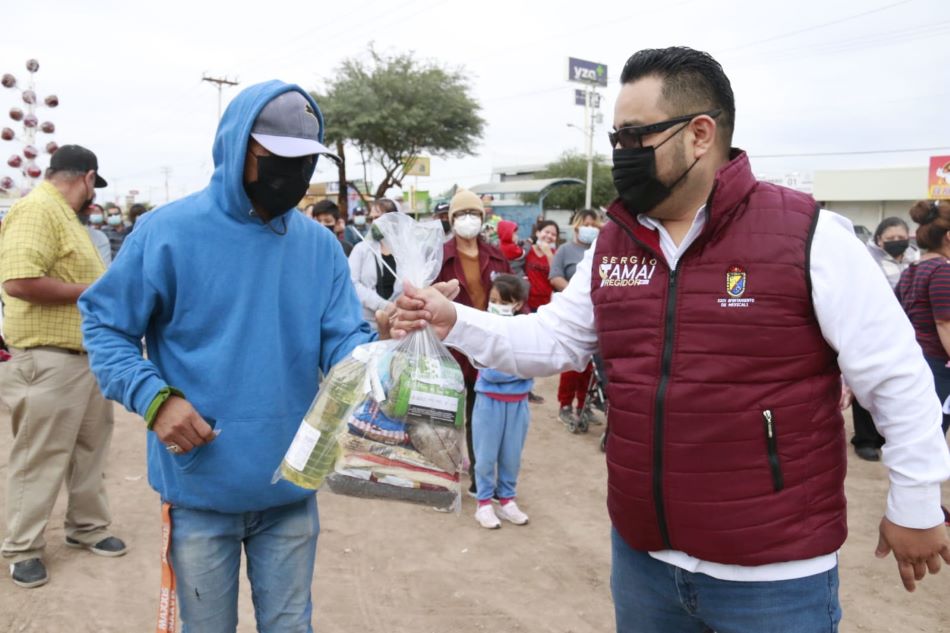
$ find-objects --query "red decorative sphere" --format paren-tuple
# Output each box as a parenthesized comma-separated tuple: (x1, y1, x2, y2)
(22, 90, 36, 105)
(23, 114, 37, 128)
(40, 121, 54, 134)
(9, 107, 23, 121)
(26, 165, 42, 179)
(44, 94, 59, 108)
(1, 74, 15, 88)
(0, 176, 14, 190)
(1, 127, 14, 141)
(26, 59, 39, 73)
(46, 141, 58, 154)
(7, 154, 22, 168)
(23, 145, 38, 159)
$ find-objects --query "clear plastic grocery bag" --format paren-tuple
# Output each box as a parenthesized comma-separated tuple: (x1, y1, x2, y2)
(276, 213, 466, 510)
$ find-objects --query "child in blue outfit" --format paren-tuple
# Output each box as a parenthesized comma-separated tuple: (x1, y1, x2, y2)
(472, 274, 534, 529)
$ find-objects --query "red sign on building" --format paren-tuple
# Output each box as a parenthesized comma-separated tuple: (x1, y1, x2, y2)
(929, 155, 950, 199)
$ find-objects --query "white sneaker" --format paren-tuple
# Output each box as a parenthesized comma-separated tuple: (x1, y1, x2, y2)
(474, 504, 501, 529)
(496, 500, 529, 525)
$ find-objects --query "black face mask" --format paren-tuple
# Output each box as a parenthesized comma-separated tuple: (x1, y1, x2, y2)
(244, 154, 316, 218)
(440, 219, 452, 235)
(882, 239, 909, 258)
(611, 123, 697, 216)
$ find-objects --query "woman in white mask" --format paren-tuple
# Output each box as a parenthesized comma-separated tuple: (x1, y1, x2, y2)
(433, 189, 514, 496)
(550, 209, 602, 431)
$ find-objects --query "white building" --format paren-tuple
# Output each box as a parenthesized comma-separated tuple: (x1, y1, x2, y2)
(489, 162, 933, 241)
(812, 166, 927, 235)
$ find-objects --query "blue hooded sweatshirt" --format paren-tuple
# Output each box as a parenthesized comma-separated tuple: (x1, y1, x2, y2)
(474, 368, 533, 397)
(78, 81, 374, 513)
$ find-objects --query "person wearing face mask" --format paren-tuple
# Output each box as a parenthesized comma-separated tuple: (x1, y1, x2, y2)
(846, 217, 921, 461)
(867, 217, 919, 288)
(471, 274, 534, 529)
(78, 83, 378, 631)
(100, 204, 131, 260)
(550, 210, 602, 430)
(524, 219, 559, 312)
(433, 201, 453, 240)
(0, 144, 126, 589)
(344, 206, 369, 244)
(433, 188, 513, 497)
(348, 198, 400, 330)
(392, 47, 950, 631)
(521, 219, 561, 406)
(310, 199, 352, 256)
(897, 200, 950, 437)
(81, 203, 113, 266)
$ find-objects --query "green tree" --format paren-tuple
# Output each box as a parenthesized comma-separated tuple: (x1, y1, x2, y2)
(317, 48, 484, 201)
(522, 151, 615, 211)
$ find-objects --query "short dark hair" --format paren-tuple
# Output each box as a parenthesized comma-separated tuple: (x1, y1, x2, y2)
(374, 198, 398, 215)
(620, 46, 735, 147)
(872, 216, 909, 243)
(312, 199, 340, 220)
(491, 273, 527, 304)
(533, 219, 559, 237)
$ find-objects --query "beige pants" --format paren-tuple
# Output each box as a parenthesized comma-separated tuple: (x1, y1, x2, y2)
(0, 347, 115, 562)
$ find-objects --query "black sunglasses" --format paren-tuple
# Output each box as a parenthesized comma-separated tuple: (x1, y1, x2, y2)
(608, 109, 721, 149)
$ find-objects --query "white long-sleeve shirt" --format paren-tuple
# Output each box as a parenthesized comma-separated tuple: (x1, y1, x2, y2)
(348, 239, 401, 329)
(444, 207, 950, 582)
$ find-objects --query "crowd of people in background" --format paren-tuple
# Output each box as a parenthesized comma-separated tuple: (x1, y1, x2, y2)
(0, 49, 947, 633)
(301, 187, 950, 466)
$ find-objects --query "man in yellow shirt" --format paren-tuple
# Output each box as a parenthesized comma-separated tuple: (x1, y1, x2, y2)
(0, 145, 126, 589)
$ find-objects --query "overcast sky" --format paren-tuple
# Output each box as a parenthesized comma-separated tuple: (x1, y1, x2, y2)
(1, 0, 947, 206)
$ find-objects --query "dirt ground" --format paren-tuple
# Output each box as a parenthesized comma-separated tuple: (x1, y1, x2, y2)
(0, 374, 947, 632)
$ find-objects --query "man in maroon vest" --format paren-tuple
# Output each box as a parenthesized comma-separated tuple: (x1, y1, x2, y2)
(392, 47, 950, 632)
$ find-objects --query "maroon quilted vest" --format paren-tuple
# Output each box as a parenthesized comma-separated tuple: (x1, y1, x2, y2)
(592, 150, 847, 566)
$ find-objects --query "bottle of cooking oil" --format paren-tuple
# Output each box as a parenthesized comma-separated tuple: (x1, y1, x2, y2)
(280, 356, 366, 489)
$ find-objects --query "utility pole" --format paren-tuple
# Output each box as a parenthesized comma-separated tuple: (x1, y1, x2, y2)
(160, 166, 172, 203)
(202, 74, 239, 120)
(583, 85, 594, 209)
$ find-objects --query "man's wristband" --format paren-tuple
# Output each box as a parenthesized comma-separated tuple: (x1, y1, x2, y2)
(145, 386, 186, 430)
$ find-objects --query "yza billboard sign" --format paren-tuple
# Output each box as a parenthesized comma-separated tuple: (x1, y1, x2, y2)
(568, 57, 607, 87)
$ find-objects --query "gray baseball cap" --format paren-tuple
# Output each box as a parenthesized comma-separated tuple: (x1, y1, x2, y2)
(250, 91, 339, 162)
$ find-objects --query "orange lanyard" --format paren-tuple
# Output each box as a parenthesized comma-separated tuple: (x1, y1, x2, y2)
(157, 502, 178, 633)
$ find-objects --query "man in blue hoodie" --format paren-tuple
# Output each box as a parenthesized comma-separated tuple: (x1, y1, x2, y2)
(78, 82, 374, 632)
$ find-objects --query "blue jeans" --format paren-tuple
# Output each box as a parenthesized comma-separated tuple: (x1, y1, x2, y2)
(170, 495, 320, 633)
(611, 529, 841, 633)
(472, 394, 530, 501)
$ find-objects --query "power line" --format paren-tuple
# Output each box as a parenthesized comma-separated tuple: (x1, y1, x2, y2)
(730, 19, 950, 66)
(716, 0, 915, 55)
(466, 0, 700, 65)
(483, 84, 572, 103)
(231, 0, 432, 79)
(751, 146, 950, 158)
(202, 75, 239, 120)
